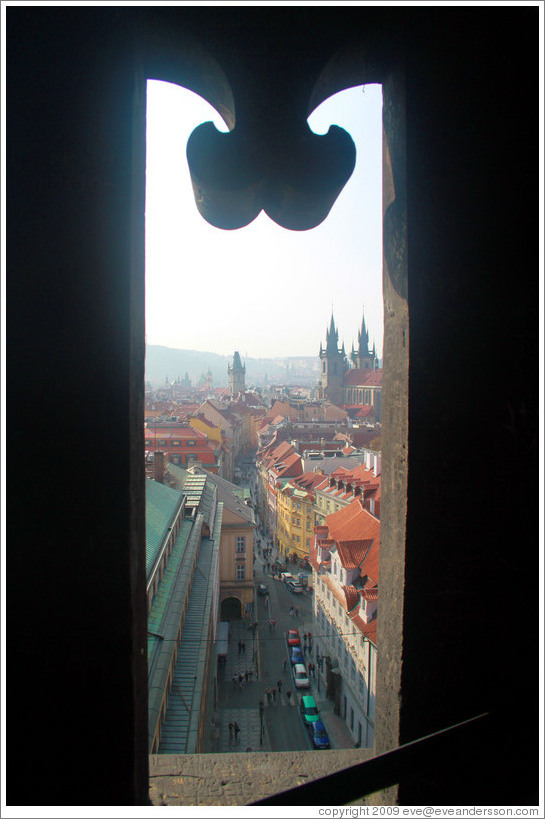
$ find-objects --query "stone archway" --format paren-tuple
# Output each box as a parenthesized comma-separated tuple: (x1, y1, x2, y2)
(220, 596, 242, 621)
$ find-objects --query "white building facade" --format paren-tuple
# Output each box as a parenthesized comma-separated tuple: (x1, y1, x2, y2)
(310, 499, 379, 748)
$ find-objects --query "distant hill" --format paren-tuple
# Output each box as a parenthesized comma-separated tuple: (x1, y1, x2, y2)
(145, 345, 320, 388)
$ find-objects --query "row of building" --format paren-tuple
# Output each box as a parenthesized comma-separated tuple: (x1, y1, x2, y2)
(146, 313, 383, 751)
(146, 460, 255, 754)
(254, 409, 382, 747)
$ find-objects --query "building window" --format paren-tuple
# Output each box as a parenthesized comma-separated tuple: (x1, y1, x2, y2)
(236, 565, 245, 580)
(172, 440, 181, 446)
(187, 440, 196, 447)
(236, 536, 246, 553)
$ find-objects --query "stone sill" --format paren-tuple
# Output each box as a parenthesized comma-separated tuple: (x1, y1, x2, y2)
(150, 748, 374, 806)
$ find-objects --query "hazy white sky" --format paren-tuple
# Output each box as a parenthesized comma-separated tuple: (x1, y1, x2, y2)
(145, 80, 383, 360)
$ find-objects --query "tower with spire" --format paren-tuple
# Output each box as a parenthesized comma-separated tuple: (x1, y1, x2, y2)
(228, 351, 246, 396)
(319, 313, 348, 405)
(351, 307, 378, 370)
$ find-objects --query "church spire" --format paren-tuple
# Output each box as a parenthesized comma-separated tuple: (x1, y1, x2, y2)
(358, 306, 369, 355)
(326, 312, 339, 353)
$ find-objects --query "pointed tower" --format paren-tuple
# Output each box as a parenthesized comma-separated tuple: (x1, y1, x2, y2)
(319, 313, 347, 405)
(355, 307, 374, 369)
(228, 351, 246, 395)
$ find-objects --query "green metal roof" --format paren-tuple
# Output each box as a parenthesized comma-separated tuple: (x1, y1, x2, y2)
(145, 480, 183, 579)
(147, 516, 194, 664)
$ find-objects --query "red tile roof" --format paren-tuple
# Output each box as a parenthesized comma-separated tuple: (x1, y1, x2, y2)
(271, 451, 303, 479)
(334, 539, 374, 569)
(342, 585, 361, 612)
(360, 588, 378, 601)
(344, 369, 383, 386)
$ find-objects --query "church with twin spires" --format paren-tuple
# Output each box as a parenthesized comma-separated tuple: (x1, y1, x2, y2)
(318, 311, 382, 421)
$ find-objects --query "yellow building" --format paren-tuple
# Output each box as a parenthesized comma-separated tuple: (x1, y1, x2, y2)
(276, 472, 323, 561)
(190, 414, 223, 445)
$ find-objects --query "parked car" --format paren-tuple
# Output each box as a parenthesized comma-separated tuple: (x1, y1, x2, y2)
(309, 719, 330, 749)
(257, 583, 269, 596)
(280, 572, 294, 583)
(291, 646, 304, 665)
(286, 579, 303, 594)
(286, 628, 300, 646)
(300, 694, 320, 725)
(293, 663, 310, 689)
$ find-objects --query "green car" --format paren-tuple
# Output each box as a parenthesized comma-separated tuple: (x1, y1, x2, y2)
(300, 695, 320, 725)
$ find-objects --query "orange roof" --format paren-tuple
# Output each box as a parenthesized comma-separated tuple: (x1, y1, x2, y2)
(360, 588, 378, 601)
(271, 451, 303, 479)
(356, 406, 375, 418)
(344, 368, 383, 386)
(342, 585, 361, 612)
(324, 500, 380, 583)
(334, 539, 374, 569)
(326, 499, 372, 538)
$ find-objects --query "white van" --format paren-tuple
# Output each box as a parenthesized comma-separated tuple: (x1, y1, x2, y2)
(293, 663, 310, 689)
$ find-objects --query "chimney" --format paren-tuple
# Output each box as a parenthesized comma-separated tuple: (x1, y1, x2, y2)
(154, 451, 167, 484)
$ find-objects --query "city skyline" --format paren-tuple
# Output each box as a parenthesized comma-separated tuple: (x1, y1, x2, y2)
(145, 80, 383, 360)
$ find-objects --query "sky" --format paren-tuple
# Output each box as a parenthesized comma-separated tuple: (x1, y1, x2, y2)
(145, 79, 383, 361)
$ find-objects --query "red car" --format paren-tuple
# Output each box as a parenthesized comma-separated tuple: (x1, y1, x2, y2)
(287, 629, 300, 646)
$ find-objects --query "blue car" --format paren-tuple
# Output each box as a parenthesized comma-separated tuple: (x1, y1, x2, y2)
(291, 646, 304, 665)
(309, 719, 330, 749)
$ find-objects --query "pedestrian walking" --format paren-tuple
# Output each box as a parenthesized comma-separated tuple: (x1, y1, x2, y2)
(273, 620, 276, 629)
(266, 687, 272, 704)
(295, 607, 299, 617)
(232, 674, 237, 688)
(234, 721, 240, 742)
(277, 679, 283, 693)
(303, 633, 307, 645)
(245, 669, 249, 683)
(272, 685, 277, 703)
(303, 643, 307, 655)
(286, 689, 292, 704)
(242, 640, 246, 654)
(282, 658, 287, 672)
(228, 721, 233, 741)
(289, 606, 294, 617)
